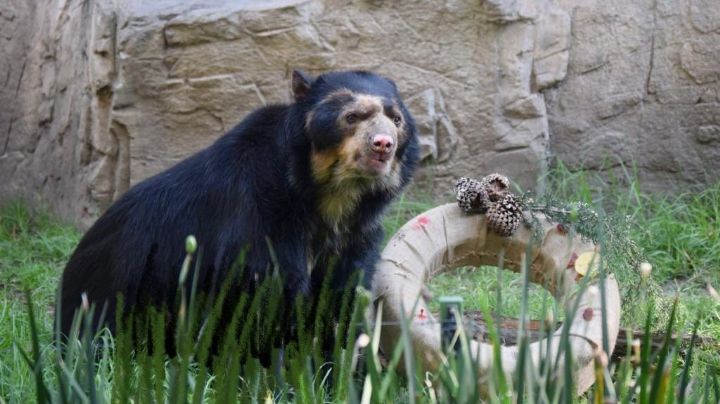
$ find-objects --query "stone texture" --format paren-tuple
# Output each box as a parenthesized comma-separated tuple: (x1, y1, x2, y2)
(548, 0, 720, 192)
(533, 7, 571, 90)
(0, 0, 125, 226)
(1, 0, 719, 226)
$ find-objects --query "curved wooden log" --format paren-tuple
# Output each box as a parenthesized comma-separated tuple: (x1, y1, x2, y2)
(372, 203, 621, 395)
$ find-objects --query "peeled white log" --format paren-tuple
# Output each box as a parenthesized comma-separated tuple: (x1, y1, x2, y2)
(372, 203, 621, 394)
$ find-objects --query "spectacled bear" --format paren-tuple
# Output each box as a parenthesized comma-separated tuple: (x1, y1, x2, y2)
(58, 70, 419, 356)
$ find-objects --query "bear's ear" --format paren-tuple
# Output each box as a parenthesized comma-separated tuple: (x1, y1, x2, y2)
(291, 69, 314, 100)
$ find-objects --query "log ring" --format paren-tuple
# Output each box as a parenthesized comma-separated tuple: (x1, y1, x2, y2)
(372, 203, 621, 394)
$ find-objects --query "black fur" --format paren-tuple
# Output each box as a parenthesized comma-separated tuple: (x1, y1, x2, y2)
(58, 71, 419, 353)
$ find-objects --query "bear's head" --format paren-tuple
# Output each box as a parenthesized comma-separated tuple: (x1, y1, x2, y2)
(292, 70, 419, 227)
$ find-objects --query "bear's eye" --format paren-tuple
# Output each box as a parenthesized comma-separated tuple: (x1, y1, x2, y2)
(392, 115, 402, 127)
(345, 113, 358, 124)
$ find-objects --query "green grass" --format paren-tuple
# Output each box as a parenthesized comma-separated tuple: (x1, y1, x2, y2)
(1, 162, 720, 402)
(0, 203, 80, 402)
(627, 185, 720, 338)
(427, 267, 557, 320)
(549, 162, 720, 286)
(545, 163, 720, 337)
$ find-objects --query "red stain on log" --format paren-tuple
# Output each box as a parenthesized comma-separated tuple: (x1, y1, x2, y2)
(413, 215, 430, 230)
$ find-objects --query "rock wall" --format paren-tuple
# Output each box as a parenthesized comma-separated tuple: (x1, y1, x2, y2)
(0, 0, 123, 226)
(1, 0, 718, 227)
(548, 0, 720, 192)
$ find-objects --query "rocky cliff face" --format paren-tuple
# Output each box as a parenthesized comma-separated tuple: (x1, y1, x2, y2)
(1, 0, 718, 227)
(0, 0, 123, 226)
(549, 0, 720, 192)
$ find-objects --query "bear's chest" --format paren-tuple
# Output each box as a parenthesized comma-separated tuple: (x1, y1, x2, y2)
(304, 207, 359, 275)
(315, 184, 365, 233)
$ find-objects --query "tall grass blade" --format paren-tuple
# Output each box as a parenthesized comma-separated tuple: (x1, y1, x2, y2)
(397, 299, 419, 404)
(19, 290, 51, 404)
(637, 300, 655, 404)
(649, 298, 678, 404)
(677, 319, 700, 404)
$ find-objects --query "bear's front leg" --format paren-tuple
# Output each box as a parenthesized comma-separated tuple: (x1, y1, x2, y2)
(308, 224, 384, 357)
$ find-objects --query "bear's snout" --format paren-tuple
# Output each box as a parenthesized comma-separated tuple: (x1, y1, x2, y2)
(370, 134, 394, 155)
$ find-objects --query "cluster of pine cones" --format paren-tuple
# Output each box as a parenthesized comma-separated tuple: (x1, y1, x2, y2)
(454, 174, 523, 237)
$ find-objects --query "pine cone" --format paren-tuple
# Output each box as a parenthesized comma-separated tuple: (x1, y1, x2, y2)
(480, 173, 510, 202)
(487, 194, 522, 237)
(454, 177, 491, 214)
